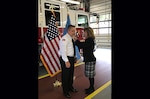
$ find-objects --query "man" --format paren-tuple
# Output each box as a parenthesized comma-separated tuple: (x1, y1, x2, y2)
(59, 25, 78, 98)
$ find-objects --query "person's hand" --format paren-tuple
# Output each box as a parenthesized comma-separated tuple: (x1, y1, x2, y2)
(74, 57, 77, 63)
(73, 36, 78, 41)
(65, 61, 70, 68)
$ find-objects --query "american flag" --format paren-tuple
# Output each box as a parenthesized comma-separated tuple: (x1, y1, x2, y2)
(40, 14, 61, 77)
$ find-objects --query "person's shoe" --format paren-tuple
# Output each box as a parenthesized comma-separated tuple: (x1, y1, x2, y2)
(84, 87, 90, 92)
(69, 88, 78, 92)
(64, 92, 71, 98)
(85, 88, 95, 94)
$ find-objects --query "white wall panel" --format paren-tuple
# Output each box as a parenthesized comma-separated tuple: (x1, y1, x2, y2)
(90, 0, 111, 14)
(90, 0, 112, 48)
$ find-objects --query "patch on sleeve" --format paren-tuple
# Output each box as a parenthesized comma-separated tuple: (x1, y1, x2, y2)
(62, 39, 66, 41)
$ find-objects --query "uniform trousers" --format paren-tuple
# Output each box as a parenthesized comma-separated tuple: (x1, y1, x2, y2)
(60, 56, 75, 94)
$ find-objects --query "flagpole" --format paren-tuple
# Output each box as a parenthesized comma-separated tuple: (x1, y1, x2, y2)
(40, 14, 44, 44)
(39, 0, 44, 45)
(39, 0, 44, 67)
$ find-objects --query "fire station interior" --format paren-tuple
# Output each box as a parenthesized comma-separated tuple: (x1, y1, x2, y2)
(38, 0, 111, 99)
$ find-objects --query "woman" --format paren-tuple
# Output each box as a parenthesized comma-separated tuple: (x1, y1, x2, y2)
(74, 27, 96, 94)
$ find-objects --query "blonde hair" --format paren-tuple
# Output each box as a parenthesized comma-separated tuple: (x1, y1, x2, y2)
(84, 27, 95, 39)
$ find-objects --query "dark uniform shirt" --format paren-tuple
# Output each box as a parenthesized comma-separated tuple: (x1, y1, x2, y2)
(75, 37, 96, 62)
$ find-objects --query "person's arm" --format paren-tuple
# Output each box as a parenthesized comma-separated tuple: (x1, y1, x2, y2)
(60, 38, 71, 68)
(60, 38, 69, 62)
(75, 38, 93, 49)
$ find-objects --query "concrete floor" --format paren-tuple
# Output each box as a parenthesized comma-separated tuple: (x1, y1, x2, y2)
(92, 84, 111, 99)
(38, 48, 111, 99)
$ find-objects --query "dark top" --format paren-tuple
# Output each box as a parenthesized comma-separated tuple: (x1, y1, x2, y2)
(75, 37, 96, 62)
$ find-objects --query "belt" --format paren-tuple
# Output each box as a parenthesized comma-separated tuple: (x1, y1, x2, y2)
(60, 56, 74, 58)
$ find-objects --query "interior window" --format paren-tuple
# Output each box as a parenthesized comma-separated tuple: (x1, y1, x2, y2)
(44, 3, 60, 26)
(78, 15, 89, 28)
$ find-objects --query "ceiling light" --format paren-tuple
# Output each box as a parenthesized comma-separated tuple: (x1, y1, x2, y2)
(61, 0, 80, 5)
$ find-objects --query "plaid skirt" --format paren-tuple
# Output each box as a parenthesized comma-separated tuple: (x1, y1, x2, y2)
(84, 61, 96, 78)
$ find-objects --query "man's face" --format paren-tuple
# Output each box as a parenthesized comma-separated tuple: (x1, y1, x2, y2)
(68, 27, 76, 37)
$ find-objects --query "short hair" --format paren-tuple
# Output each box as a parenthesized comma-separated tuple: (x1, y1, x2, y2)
(68, 25, 75, 31)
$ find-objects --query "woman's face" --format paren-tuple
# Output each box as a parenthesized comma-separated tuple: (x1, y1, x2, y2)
(84, 31, 88, 39)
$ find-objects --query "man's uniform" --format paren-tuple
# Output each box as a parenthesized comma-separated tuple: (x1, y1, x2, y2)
(59, 33, 76, 95)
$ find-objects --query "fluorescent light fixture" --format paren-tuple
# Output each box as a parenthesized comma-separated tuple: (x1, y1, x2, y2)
(61, 0, 80, 5)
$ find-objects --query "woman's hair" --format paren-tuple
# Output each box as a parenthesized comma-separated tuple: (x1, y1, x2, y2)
(84, 27, 95, 39)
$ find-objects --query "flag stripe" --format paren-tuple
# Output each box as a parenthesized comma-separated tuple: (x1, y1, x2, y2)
(44, 35, 59, 73)
(52, 37, 61, 69)
(50, 38, 59, 59)
(48, 38, 60, 71)
(54, 36, 61, 51)
(42, 42, 56, 73)
(40, 54, 53, 74)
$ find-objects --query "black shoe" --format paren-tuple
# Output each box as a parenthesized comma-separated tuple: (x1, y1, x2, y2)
(64, 92, 71, 98)
(85, 88, 95, 94)
(84, 88, 90, 91)
(69, 88, 78, 92)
